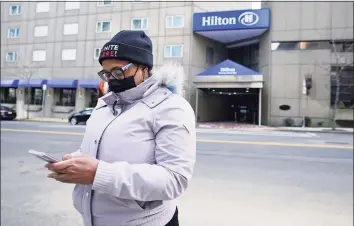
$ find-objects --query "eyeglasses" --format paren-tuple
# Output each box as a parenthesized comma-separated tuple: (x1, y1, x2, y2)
(97, 63, 133, 81)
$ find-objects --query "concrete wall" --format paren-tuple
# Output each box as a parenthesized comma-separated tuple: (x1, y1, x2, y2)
(187, 31, 228, 113)
(192, 2, 252, 12)
(1, 2, 194, 78)
(196, 89, 229, 122)
(269, 2, 353, 42)
(267, 1, 353, 126)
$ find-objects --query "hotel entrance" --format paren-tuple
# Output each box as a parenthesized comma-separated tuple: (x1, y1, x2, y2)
(194, 59, 263, 125)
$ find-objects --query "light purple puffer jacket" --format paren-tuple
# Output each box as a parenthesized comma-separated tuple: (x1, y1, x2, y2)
(72, 64, 196, 226)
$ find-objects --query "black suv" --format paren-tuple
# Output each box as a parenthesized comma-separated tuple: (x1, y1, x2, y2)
(0, 105, 17, 120)
(68, 108, 93, 125)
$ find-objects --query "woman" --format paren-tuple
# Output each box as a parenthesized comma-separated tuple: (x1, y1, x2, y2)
(47, 30, 196, 226)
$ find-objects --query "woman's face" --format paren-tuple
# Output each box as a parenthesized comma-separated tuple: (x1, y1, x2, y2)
(101, 59, 148, 86)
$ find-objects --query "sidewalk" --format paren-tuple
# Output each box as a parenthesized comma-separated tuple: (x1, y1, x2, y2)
(197, 122, 276, 131)
(275, 126, 353, 134)
(197, 123, 353, 134)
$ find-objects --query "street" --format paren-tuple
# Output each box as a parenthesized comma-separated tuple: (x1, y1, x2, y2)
(1, 121, 353, 226)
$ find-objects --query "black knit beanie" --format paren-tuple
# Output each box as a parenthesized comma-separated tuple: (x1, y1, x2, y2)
(99, 30, 153, 69)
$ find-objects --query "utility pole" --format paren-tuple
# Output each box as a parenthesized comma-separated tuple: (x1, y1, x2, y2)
(24, 68, 32, 120)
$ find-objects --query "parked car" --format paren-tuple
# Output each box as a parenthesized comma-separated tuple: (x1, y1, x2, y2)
(0, 105, 17, 120)
(68, 108, 93, 125)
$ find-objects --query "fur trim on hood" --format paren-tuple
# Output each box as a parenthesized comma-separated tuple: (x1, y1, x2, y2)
(102, 63, 185, 95)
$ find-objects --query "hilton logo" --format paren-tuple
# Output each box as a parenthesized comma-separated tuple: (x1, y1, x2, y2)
(238, 12, 259, 26)
(201, 11, 259, 27)
(202, 16, 237, 26)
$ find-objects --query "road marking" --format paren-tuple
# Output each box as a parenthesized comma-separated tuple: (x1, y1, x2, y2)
(1, 128, 353, 150)
(1, 128, 84, 136)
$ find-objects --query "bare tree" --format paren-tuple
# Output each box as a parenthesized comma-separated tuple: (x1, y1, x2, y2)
(6, 65, 41, 119)
(311, 28, 353, 130)
(328, 41, 353, 130)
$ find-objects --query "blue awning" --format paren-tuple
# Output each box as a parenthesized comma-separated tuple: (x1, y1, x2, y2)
(197, 59, 261, 76)
(17, 79, 47, 88)
(193, 9, 270, 45)
(47, 79, 78, 88)
(1, 79, 19, 87)
(78, 79, 101, 89)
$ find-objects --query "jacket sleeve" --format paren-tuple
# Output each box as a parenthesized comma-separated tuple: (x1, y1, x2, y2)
(92, 101, 196, 201)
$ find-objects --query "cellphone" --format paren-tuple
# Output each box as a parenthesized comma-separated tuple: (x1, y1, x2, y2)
(28, 149, 60, 163)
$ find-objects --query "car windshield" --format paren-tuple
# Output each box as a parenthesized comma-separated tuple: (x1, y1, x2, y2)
(0, 106, 11, 111)
(80, 109, 93, 114)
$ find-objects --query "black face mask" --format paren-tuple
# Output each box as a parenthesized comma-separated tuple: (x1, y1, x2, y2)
(108, 76, 136, 93)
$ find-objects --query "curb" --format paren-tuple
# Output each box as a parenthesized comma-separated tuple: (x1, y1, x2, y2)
(275, 129, 353, 134)
(15, 119, 68, 124)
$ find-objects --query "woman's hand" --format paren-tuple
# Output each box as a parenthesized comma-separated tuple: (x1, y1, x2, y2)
(46, 155, 99, 184)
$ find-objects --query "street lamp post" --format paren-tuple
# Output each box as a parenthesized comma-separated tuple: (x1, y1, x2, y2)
(26, 71, 30, 120)
(42, 84, 47, 118)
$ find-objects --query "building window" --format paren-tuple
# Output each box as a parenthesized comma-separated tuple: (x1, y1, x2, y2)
(331, 41, 353, 52)
(94, 48, 101, 59)
(25, 88, 43, 105)
(131, 18, 148, 30)
(271, 42, 299, 51)
(9, 5, 21, 15)
(166, 15, 184, 28)
(32, 50, 46, 62)
(97, 0, 112, 6)
(56, 89, 76, 106)
(205, 47, 213, 64)
(63, 23, 79, 35)
(62, 49, 77, 61)
(164, 45, 183, 58)
(6, 52, 17, 62)
(0, 88, 16, 104)
(7, 28, 20, 38)
(299, 41, 330, 50)
(36, 2, 50, 13)
(34, 25, 48, 37)
(65, 1, 80, 10)
(96, 21, 111, 33)
(272, 41, 331, 51)
(330, 66, 354, 108)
